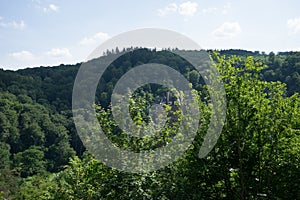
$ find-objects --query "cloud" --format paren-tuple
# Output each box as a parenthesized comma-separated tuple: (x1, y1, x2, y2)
(222, 2, 231, 15)
(31, 0, 41, 4)
(0, 18, 26, 30)
(49, 4, 59, 12)
(158, 3, 177, 16)
(43, 4, 59, 12)
(287, 17, 300, 34)
(201, 7, 217, 15)
(10, 51, 35, 61)
(46, 48, 72, 58)
(213, 22, 242, 38)
(80, 32, 111, 45)
(158, 1, 198, 17)
(178, 1, 198, 17)
(200, 2, 231, 15)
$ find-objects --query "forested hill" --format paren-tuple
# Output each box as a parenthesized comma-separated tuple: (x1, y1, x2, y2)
(1, 49, 300, 112)
(0, 49, 299, 199)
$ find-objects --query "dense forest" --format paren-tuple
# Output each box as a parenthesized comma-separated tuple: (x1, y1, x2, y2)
(0, 49, 299, 199)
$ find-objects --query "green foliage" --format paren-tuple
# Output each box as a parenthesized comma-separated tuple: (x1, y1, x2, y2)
(0, 169, 19, 199)
(209, 53, 300, 199)
(14, 174, 56, 200)
(46, 52, 300, 199)
(0, 142, 10, 169)
(51, 154, 170, 199)
(0, 49, 299, 199)
(14, 146, 46, 177)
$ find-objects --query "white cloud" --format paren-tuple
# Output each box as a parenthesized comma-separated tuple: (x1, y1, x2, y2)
(287, 17, 300, 34)
(201, 7, 217, 15)
(158, 3, 177, 17)
(49, 4, 59, 12)
(43, 4, 59, 12)
(200, 2, 231, 15)
(0, 18, 26, 30)
(10, 51, 35, 61)
(46, 48, 72, 58)
(80, 32, 111, 45)
(31, 0, 41, 4)
(222, 2, 231, 15)
(178, 1, 198, 17)
(158, 1, 198, 17)
(213, 22, 242, 38)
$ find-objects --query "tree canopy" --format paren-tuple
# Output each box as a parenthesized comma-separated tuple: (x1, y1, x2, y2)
(0, 49, 299, 199)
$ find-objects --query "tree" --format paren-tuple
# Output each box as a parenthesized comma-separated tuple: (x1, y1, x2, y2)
(14, 146, 46, 177)
(15, 174, 56, 200)
(0, 142, 10, 169)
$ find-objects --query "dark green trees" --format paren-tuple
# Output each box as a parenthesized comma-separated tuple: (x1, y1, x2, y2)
(0, 49, 299, 199)
(0, 91, 75, 198)
(47, 53, 300, 199)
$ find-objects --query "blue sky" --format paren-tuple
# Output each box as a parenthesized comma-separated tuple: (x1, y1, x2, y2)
(1, 0, 300, 70)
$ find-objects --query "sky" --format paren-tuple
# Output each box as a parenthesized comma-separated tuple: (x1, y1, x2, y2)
(0, 0, 300, 70)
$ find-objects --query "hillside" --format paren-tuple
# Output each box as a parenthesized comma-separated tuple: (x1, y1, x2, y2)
(0, 49, 299, 199)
